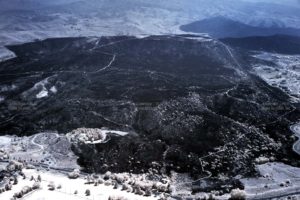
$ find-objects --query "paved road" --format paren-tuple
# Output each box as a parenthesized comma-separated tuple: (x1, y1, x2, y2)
(290, 123, 300, 156)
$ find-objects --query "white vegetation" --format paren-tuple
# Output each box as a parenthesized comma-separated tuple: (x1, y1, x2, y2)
(6, 161, 24, 172)
(255, 156, 270, 164)
(67, 128, 129, 144)
(67, 128, 107, 144)
(12, 181, 40, 199)
(230, 188, 246, 199)
(68, 169, 80, 179)
(0, 135, 166, 200)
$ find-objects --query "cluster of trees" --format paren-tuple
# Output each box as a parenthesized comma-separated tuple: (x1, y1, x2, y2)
(12, 182, 40, 199)
(84, 171, 171, 199)
(0, 183, 12, 194)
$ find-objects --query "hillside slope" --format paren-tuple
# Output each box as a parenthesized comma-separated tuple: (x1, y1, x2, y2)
(0, 36, 299, 182)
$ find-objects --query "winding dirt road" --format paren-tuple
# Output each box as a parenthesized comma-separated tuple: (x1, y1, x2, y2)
(290, 123, 300, 156)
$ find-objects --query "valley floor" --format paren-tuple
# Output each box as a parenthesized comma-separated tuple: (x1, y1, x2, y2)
(0, 167, 158, 200)
(253, 52, 300, 103)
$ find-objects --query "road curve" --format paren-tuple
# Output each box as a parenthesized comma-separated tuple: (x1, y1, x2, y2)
(290, 123, 300, 156)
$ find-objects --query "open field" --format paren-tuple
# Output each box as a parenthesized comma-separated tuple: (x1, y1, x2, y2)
(0, 168, 158, 200)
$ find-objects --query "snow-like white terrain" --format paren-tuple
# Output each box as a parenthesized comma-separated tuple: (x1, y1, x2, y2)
(67, 128, 129, 145)
(0, 131, 166, 200)
(1, 0, 300, 62)
(253, 52, 300, 102)
(0, 47, 16, 62)
(0, 96, 4, 103)
(22, 76, 57, 100)
(0, 132, 80, 170)
(0, 168, 158, 200)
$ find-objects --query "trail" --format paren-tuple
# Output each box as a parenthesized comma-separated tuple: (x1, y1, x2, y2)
(88, 111, 129, 127)
(222, 43, 246, 77)
(31, 134, 45, 151)
(0, 53, 117, 77)
(91, 54, 116, 73)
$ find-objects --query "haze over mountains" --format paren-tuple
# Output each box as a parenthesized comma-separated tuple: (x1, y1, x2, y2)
(1, 0, 300, 62)
(180, 16, 300, 38)
(221, 35, 300, 55)
(1, 0, 300, 43)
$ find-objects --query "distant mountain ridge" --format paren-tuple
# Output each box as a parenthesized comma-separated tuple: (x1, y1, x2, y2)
(221, 35, 300, 55)
(1, 0, 300, 62)
(180, 16, 300, 38)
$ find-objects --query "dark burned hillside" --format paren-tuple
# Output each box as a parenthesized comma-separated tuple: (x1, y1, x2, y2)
(0, 35, 299, 181)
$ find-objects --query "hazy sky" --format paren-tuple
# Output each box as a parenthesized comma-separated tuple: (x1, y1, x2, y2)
(0, 0, 299, 11)
(243, 0, 300, 5)
(1, 0, 299, 4)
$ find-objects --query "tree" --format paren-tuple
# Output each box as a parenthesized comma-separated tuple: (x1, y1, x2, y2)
(48, 182, 55, 191)
(113, 182, 118, 189)
(37, 175, 41, 182)
(13, 192, 23, 198)
(13, 177, 18, 185)
(86, 175, 92, 184)
(85, 189, 91, 196)
(5, 184, 12, 191)
(32, 182, 40, 190)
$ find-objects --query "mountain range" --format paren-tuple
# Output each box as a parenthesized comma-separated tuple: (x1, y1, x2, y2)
(1, 0, 300, 58)
(180, 16, 300, 38)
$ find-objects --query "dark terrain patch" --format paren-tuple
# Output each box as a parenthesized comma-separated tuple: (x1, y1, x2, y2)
(221, 35, 300, 55)
(0, 35, 299, 188)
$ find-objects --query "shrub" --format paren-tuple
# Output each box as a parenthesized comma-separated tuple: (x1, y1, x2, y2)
(108, 196, 128, 200)
(13, 177, 18, 185)
(5, 184, 12, 191)
(37, 175, 41, 182)
(48, 182, 55, 191)
(68, 171, 80, 179)
(230, 188, 246, 200)
(85, 189, 91, 196)
(32, 182, 40, 190)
